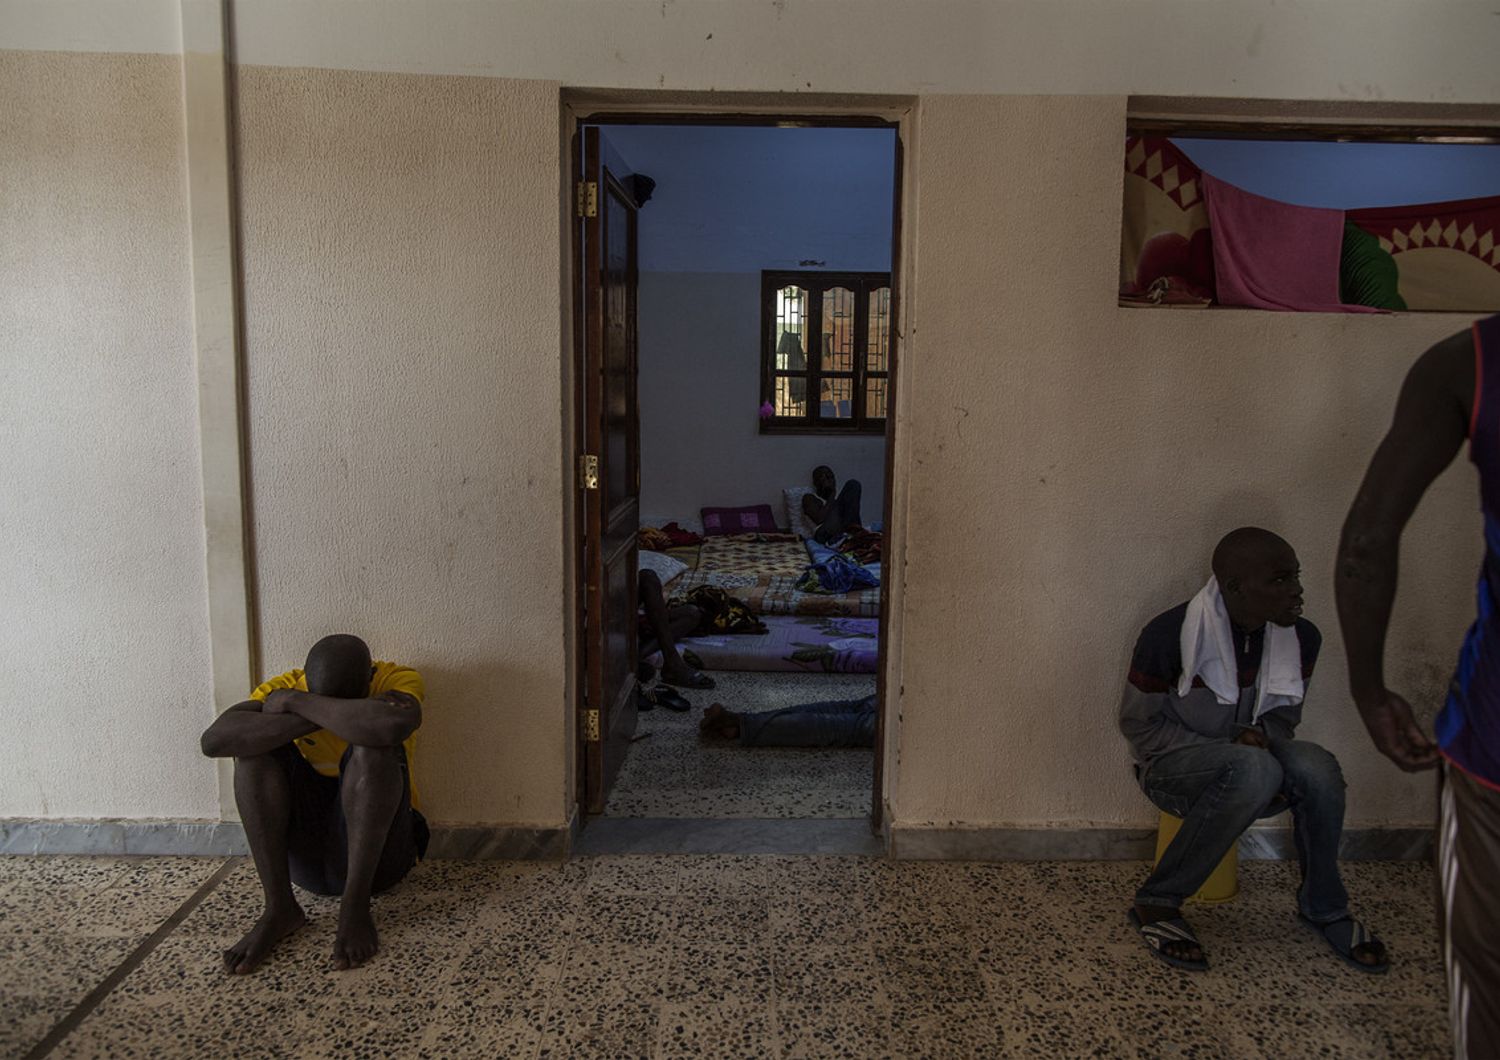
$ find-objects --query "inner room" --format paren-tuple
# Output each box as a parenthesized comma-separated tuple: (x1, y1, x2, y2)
(588, 121, 898, 828)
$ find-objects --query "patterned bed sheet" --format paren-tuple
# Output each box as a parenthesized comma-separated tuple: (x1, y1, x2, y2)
(670, 568, 881, 618)
(695, 533, 809, 576)
(643, 615, 879, 673)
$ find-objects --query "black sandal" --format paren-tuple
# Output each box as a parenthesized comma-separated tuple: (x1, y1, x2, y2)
(1300, 915, 1389, 974)
(652, 686, 692, 712)
(1127, 908, 1209, 971)
(662, 669, 716, 690)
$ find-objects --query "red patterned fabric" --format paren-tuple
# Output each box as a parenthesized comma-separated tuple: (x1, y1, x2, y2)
(1348, 196, 1500, 312)
(700, 504, 779, 537)
(1120, 137, 1215, 305)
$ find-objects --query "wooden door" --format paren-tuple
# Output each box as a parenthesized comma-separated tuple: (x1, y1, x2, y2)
(578, 127, 641, 814)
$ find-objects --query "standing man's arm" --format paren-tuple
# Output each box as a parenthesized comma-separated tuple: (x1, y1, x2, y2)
(1336, 331, 1474, 771)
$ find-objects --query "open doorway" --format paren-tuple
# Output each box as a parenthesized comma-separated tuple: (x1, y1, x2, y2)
(571, 109, 903, 845)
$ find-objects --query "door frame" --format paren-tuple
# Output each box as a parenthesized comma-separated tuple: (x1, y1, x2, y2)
(562, 91, 916, 836)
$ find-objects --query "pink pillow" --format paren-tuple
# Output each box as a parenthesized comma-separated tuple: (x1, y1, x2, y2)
(700, 504, 779, 536)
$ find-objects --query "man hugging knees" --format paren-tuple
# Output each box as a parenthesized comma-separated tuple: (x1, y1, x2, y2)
(200, 634, 427, 973)
(1119, 528, 1387, 973)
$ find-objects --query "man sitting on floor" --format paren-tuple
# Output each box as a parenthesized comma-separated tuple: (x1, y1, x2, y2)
(638, 568, 714, 698)
(699, 693, 876, 748)
(1119, 528, 1387, 973)
(802, 464, 863, 545)
(200, 634, 426, 974)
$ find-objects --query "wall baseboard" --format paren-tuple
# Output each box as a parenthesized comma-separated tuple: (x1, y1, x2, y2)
(1, 817, 1431, 862)
(888, 824, 1433, 862)
(0, 817, 578, 860)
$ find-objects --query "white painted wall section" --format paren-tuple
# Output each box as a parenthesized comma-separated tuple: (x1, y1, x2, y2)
(4, 1, 1498, 104)
(0, 50, 216, 819)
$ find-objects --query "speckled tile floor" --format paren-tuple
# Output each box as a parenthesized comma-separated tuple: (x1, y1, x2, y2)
(608, 671, 876, 818)
(2, 853, 1449, 1058)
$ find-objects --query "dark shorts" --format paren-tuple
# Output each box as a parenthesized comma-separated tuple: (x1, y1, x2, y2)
(269, 743, 429, 897)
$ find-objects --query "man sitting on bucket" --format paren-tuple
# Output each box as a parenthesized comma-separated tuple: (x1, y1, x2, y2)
(1117, 527, 1387, 973)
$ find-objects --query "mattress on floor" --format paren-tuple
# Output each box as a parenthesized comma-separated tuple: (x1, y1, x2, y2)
(696, 532, 809, 575)
(645, 614, 879, 674)
(670, 569, 881, 618)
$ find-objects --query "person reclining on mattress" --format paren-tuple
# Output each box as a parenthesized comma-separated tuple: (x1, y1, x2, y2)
(802, 465, 863, 544)
(1118, 527, 1388, 974)
(699, 693, 876, 748)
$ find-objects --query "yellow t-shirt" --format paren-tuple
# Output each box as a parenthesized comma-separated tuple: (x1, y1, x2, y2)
(249, 660, 425, 810)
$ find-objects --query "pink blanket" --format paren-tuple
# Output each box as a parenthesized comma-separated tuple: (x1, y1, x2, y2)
(1203, 174, 1380, 313)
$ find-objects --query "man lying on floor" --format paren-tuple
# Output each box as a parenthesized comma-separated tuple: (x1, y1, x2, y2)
(699, 693, 876, 747)
(1119, 527, 1388, 973)
(200, 634, 426, 974)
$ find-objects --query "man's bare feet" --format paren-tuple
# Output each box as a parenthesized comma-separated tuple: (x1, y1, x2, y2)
(223, 903, 307, 975)
(699, 703, 740, 740)
(332, 903, 380, 970)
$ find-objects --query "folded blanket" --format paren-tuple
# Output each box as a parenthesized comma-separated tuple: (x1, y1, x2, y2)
(1203, 174, 1382, 314)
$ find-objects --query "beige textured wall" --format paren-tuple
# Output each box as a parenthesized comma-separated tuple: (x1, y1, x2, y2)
(0, 50, 216, 818)
(893, 95, 1481, 831)
(234, 66, 567, 827)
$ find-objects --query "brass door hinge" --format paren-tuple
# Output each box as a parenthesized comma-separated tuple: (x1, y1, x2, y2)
(576, 181, 598, 218)
(578, 453, 599, 490)
(584, 709, 601, 742)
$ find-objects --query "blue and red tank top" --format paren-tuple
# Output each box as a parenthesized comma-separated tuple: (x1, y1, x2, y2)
(1441, 313, 1500, 788)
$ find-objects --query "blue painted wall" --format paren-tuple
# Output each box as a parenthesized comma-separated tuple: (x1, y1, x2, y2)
(598, 124, 896, 272)
(1172, 139, 1500, 210)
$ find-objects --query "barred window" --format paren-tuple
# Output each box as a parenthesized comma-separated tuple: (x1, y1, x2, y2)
(761, 271, 890, 434)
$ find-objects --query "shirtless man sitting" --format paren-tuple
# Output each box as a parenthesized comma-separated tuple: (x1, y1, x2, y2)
(200, 634, 426, 973)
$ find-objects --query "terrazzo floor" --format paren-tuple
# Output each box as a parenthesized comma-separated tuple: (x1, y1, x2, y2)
(608, 671, 877, 819)
(2, 853, 1449, 1058)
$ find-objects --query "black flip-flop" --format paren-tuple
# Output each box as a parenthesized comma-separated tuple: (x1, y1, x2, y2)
(652, 685, 692, 712)
(1300, 915, 1389, 974)
(1127, 908, 1209, 971)
(662, 669, 716, 690)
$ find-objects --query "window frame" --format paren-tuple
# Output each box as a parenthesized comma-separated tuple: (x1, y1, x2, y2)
(759, 269, 891, 436)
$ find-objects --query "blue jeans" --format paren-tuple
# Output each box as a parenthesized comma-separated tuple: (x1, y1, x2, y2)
(738, 697, 876, 748)
(1136, 737, 1350, 923)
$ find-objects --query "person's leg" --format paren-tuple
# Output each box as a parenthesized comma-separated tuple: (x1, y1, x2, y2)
(1135, 743, 1282, 960)
(835, 479, 863, 529)
(328, 743, 408, 970)
(1265, 738, 1351, 922)
(813, 481, 862, 544)
(639, 570, 710, 687)
(223, 745, 321, 974)
(737, 698, 876, 748)
(1441, 763, 1500, 1059)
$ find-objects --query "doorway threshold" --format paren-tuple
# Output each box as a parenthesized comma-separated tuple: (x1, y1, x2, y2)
(574, 817, 883, 857)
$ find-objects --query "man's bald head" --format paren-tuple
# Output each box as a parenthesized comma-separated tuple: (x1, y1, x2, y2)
(304, 634, 373, 698)
(1211, 527, 1305, 628)
(1213, 527, 1292, 584)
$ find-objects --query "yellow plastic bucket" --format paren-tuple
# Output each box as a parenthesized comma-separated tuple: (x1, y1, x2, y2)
(1154, 811, 1239, 904)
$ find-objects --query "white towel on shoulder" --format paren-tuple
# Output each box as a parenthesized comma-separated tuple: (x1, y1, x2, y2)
(1177, 576, 1304, 721)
